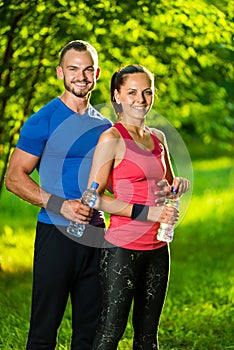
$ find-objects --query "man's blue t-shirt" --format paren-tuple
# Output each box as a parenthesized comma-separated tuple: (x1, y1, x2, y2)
(16, 97, 112, 226)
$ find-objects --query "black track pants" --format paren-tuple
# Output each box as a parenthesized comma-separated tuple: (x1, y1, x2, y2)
(26, 222, 104, 350)
(92, 244, 170, 350)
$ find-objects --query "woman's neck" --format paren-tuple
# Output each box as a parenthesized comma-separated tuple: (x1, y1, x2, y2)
(120, 121, 147, 135)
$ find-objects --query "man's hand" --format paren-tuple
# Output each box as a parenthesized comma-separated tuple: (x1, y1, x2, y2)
(60, 199, 94, 223)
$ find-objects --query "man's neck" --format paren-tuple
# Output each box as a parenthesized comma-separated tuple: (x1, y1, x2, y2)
(60, 91, 90, 115)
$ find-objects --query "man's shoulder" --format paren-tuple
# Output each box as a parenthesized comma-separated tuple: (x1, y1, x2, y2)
(33, 97, 61, 117)
(26, 98, 70, 128)
(88, 105, 112, 125)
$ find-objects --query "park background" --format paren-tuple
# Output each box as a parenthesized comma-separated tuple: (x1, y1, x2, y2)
(0, 0, 233, 349)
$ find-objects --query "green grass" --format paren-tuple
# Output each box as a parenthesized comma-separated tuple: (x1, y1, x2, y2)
(0, 157, 233, 349)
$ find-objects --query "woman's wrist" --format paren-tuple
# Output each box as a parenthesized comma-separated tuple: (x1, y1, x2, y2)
(131, 204, 149, 221)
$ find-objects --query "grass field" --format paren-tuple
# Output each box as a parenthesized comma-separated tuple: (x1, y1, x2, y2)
(0, 157, 233, 349)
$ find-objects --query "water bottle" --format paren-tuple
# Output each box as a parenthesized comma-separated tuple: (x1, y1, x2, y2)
(157, 187, 180, 243)
(67, 181, 99, 237)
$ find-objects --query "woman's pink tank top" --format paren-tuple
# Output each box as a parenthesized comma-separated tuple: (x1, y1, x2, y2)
(105, 122, 167, 250)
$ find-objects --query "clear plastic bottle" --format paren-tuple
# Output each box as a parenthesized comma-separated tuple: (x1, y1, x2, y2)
(157, 188, 180, 243)
(67, 182, 99, 237)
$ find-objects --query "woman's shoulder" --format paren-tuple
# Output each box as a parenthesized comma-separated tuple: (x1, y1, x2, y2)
(100, 125, 122, 139)
(150, 127, 166, 145)
(98, 125, 122, 145)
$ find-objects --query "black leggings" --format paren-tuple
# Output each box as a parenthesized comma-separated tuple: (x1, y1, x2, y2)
(92, 244, 170, 350)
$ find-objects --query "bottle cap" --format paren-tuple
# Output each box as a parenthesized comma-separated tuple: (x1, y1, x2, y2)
(171, 186, 178, 194)
(91, 181, 99, 190)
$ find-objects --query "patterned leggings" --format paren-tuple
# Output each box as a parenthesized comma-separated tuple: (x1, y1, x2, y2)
(92, 244, 170, 350)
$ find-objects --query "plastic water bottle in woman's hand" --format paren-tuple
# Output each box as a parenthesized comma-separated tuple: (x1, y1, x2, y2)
(157, 186, 180, 243)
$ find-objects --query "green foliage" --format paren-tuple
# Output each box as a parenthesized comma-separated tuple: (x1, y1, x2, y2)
(0, 0, 233, 192)
(0, 157, 233, 349)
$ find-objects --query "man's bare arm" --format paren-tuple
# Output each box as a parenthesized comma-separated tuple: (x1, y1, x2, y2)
(5, 148, 92, 223)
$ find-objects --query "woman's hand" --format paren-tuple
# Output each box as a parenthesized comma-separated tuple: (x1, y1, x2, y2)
(154, 179, 171, 206)
(171, 177, 190, 197)
(147, 204, 179, 225)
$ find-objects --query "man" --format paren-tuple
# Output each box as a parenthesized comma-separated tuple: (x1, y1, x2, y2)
(5, 40, 180, 350)
(5, 40, 112, 350)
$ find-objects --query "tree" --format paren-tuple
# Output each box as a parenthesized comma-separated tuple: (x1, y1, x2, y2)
(0, 0, 233, 194)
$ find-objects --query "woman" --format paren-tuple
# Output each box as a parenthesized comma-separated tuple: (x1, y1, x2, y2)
(89, 65, 190, 350)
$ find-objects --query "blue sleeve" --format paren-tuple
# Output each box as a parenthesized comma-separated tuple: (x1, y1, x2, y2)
(16, 112, 49, 157)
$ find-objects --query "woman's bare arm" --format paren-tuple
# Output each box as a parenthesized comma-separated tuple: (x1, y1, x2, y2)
(151, 128, 190, 196)
(88, 128, 178, 225)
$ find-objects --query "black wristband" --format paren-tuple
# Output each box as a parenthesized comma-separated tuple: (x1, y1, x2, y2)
(131, 204, 149, 221)
(46, 194, 65, 214)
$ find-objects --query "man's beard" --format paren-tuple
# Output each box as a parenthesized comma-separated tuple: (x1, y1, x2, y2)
(64, 79, 94, 98)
